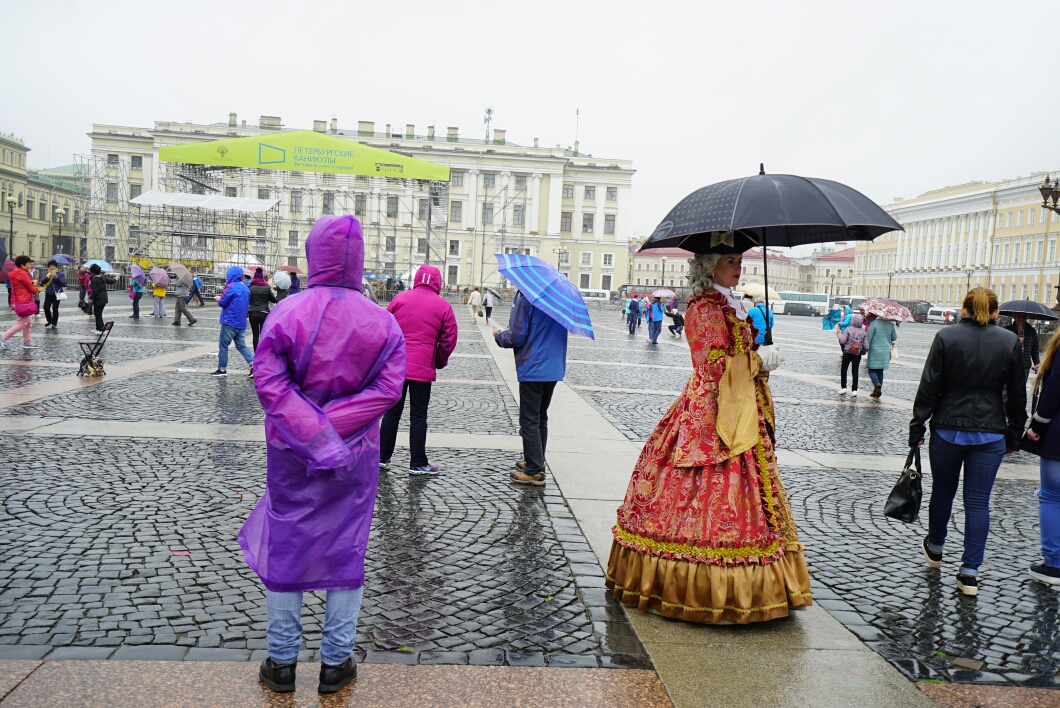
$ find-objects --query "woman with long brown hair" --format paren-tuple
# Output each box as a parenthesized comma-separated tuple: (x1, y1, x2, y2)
(1019, 328, 1060, 586)
(909, 288, 1026, 596)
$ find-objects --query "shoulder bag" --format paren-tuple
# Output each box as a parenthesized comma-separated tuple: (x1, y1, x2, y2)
(13, 299, 38, 317)
(884, 447, 922, 523)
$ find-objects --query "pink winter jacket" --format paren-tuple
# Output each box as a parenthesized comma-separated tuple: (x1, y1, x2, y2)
(386, 265, 458, 382)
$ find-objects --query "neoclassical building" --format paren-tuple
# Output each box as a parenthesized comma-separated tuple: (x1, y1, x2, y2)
(855, 173, 1060, 306)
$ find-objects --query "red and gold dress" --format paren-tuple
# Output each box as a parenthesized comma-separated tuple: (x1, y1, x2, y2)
(606, 288, 812, 624)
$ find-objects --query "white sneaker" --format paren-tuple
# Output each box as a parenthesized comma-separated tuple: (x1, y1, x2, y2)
(851, 390, 858, 398)
(838, 387, 848, 395)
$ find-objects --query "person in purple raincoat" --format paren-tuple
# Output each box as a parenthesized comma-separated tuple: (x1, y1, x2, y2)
(239, 214, 406, 695)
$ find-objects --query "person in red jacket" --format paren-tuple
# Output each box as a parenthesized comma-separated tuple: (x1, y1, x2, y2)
(2, 255, 42, 350)
(379, 264, 458, 475)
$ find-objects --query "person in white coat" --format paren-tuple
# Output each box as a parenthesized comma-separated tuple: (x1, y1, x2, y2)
(467, 287, 483, 323)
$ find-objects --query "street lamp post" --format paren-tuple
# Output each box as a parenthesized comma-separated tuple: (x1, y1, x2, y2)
(887, 270, 895, 298)
(56, 208, 67, 254)
(6, 196, 15, 257)
(1040, 177, 1060, 311)
(661, 256, 667, 287)
(828, 273, 837, 305)
(965, 268, 974, 294)
(553, 247, 569, 272)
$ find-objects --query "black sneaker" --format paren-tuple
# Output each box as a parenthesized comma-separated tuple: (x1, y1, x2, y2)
(956, 573, 979, 597)
(922, 537, 942, 568)
(210, 369, 227, 376)
(318, 656, 357, 694)
(258, 657, 296, 693)
(1029, 563, 1060, 586)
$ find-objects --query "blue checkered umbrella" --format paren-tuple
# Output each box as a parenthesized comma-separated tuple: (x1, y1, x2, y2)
(494, 253, 595, 339)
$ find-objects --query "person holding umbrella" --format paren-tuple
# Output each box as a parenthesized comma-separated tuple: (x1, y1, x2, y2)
(129, 265, 146, 319)
(150, 268, 168, 319)
(1005, 312, 1040, 382)
(171, 263, 198, 327)
(483, 287, 499, 324)
(646, 296, 665, 344)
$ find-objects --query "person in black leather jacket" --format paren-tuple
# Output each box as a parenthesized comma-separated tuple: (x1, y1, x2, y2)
(909, 287, 1026, 597)
(1022, 331, 1060, 586)
(247, 268, 277, 352)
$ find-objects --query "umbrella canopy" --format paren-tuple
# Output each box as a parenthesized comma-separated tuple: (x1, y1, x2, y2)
(738, 283, 780, 301)
(652, 289, 676, 299)
(0, 259, 13, 284)
(639, 168, 903, 253)
(999, 300, 1059, 320)
(130, 264, 147, 287)
(84, 259, 113, 271)
(278, 265, 302, 274)
(485, 287, 502, 299)
(170, 262, 194, 288)
(149, 266, 171, 287)
(861, 297, 913, 323)
(48, 253, 76, 264)
(272, 271, 291, 290)
(494, 253, 595, 340)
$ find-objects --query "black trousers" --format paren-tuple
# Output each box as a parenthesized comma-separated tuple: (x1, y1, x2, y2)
(379, 380, 432, 468)
(519, 381, 557, 474)
(249, 311, 268, 350)
(94, 303, 106, 332)
(841, 351, 861, 390)
(131, 292, 142, 318)
(43, 293, 60, 326)
(627, 313, 638, 334)
(485, 306, 493, 321)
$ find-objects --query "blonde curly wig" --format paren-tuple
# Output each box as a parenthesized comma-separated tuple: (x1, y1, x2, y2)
(688, 253, 722, 297)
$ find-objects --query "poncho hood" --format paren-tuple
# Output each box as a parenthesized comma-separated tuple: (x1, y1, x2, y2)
(413, 264, 442, 294)
(307, 215, 363, 291)
(225, 266, 244, 284)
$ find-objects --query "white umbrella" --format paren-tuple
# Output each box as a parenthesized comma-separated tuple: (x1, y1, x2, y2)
(738, 283, 781, 301)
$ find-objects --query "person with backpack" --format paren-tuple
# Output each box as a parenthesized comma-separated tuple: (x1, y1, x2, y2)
(187, 274, 205, 306)
(666, 307, 685, 337)
(746, 298, 775, 345)
(129, 278, 144, 319)
(837, 313, 868, 397)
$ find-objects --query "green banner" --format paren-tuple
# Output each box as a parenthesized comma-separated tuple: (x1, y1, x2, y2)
(158, 130, 450, 181)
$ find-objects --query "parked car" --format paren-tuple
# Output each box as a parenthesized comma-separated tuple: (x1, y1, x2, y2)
(926, 307, 959, 324)
(781, 302, 815, 316)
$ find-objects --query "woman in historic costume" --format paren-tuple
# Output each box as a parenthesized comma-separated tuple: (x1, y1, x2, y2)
(606, 251, 812, 624)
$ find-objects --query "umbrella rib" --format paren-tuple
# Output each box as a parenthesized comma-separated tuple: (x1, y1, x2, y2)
(728, 179, 749, 237)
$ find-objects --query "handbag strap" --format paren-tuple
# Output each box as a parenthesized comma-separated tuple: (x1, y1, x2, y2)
(904, 446, 921, 474)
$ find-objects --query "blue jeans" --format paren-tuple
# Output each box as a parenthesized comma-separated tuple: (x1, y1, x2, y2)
(868, 369, 884, 387)
(927, 429, 1006, 576)
(218, 324, 254, 370)
(266, 587, 363, 665)
(1040, 458, 1060, 567)
(648, 319, 662, 342)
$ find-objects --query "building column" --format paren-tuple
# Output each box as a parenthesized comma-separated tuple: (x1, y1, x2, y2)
(529, 173, 542, 233)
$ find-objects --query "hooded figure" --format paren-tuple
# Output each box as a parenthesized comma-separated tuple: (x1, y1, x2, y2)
(213, 266, 254, 375)
(379, 264, 458, 473)
(240, 215, 405, 693)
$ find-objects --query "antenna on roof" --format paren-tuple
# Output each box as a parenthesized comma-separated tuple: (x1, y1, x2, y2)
(484, 107, 493, 142)
(759, 163, 765, 175)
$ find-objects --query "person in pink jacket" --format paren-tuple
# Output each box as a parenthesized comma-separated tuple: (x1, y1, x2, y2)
(379, 264, 459, 475)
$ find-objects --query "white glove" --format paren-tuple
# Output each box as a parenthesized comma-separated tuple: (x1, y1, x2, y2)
(758, 344, 784, 372)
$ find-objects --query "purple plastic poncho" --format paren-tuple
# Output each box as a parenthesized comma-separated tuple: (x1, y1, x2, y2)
(238, 215, 406, 592)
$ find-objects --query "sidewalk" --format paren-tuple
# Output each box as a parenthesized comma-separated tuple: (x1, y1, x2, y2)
(475, 324, 936, 708)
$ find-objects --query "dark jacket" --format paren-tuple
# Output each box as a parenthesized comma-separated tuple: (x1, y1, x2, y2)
(1023, 363, 1060, 461)
(248, 283, 277, 314)
(88, 274, 108, 306)
(495, 291, 568, 382)
(909, 320, 1027, 449)
(667, 310, 684, 327)
(1005, 322, 1040, 370)
(41, 270, 66, 296)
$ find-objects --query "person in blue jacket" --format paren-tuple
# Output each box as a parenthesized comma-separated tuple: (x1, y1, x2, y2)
(290, 273, 301, 295)
(494, 290, 568, 487)
(212, 266, 254, 377)
(647, 296, 666, 344)
(626, 297, 641, 335)
(746, 298, 775, 344)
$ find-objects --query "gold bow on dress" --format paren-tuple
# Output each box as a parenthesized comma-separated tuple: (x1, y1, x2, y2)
(717, 351, 761, 458)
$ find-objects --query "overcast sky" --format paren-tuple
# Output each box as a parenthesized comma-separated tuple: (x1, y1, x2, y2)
(2, 0, 1057, 255)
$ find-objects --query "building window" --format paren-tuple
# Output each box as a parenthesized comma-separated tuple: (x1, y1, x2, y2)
(451, 172, 464, 187)
(386, 196, 398, 218)
(105, 223, 116, 238)
(25, 199, 33, 218)
(417, 238, 428, 254)
(418, 199, 430, 220)
(603, 253, 613, 267)
(1004, 243, 1010, 263)
(483, 173, 495, 189)
(515, 175, 527, 189)
(290, 190, 302, 211)
(447, 265, 459, 285)
(562, 184, 574, 199)
(225, 186, 237, 197)
(128, 226, 141, 253)
(558, 251, 570, 265)
(579, 273, 591, 289)
(131, 155, 142, 169)
(513, 204, 525, 226)
(288, 230, 299, 247)
(105, 245, 115, 262)
(1006, 212, 1012, 228)
(482, 204, 494, 225)
(448, 240, 460, 256)
(560, 212, 572, 232)
(1018, 210, 1024, 227)
(994, 243, 1001, 263)
(450, 200, 462, 222)
(604, 214, 616, 234)
(73, 209, 80, 224)
(606, 186, 617, 201)
(580, 252, 592, 266)
(287, 256, 298, 267)
(51, 205, 58, 222)
(584, 186, 595, 200)
(323, 192, 334, 215)
(107, 153, 119, 167)
(106, 183, 118, 203)
(355, 194, 366, 216)
(130, 184, 142, 200)
(1051, 240, 1057, 262)
(385, 236, 396, 252)
(601, 274, 612, 291)
(582, 213, 594, 233)
(255, 187, 268, 200)
(38, 203, 45, 220)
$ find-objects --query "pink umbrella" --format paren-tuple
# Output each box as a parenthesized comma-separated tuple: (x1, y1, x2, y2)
(279, 265, 302, 274)
(0, 259, 14, 284)
(130, 264, 147, 287)
(149, 266, 171, 287)
(860, 297, 913, 323)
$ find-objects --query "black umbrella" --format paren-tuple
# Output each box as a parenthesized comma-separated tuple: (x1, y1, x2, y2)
(640, 165, 903, 344)
(998, 300, 1059, 321)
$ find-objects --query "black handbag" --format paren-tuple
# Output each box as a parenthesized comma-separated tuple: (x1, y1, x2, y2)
(884, 447, 923, 523)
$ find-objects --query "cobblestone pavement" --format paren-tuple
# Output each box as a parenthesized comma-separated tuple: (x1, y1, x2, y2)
(0, 437, 648, 668)
(0, 366, 76, 392)
(789, 466, 1059, 688)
